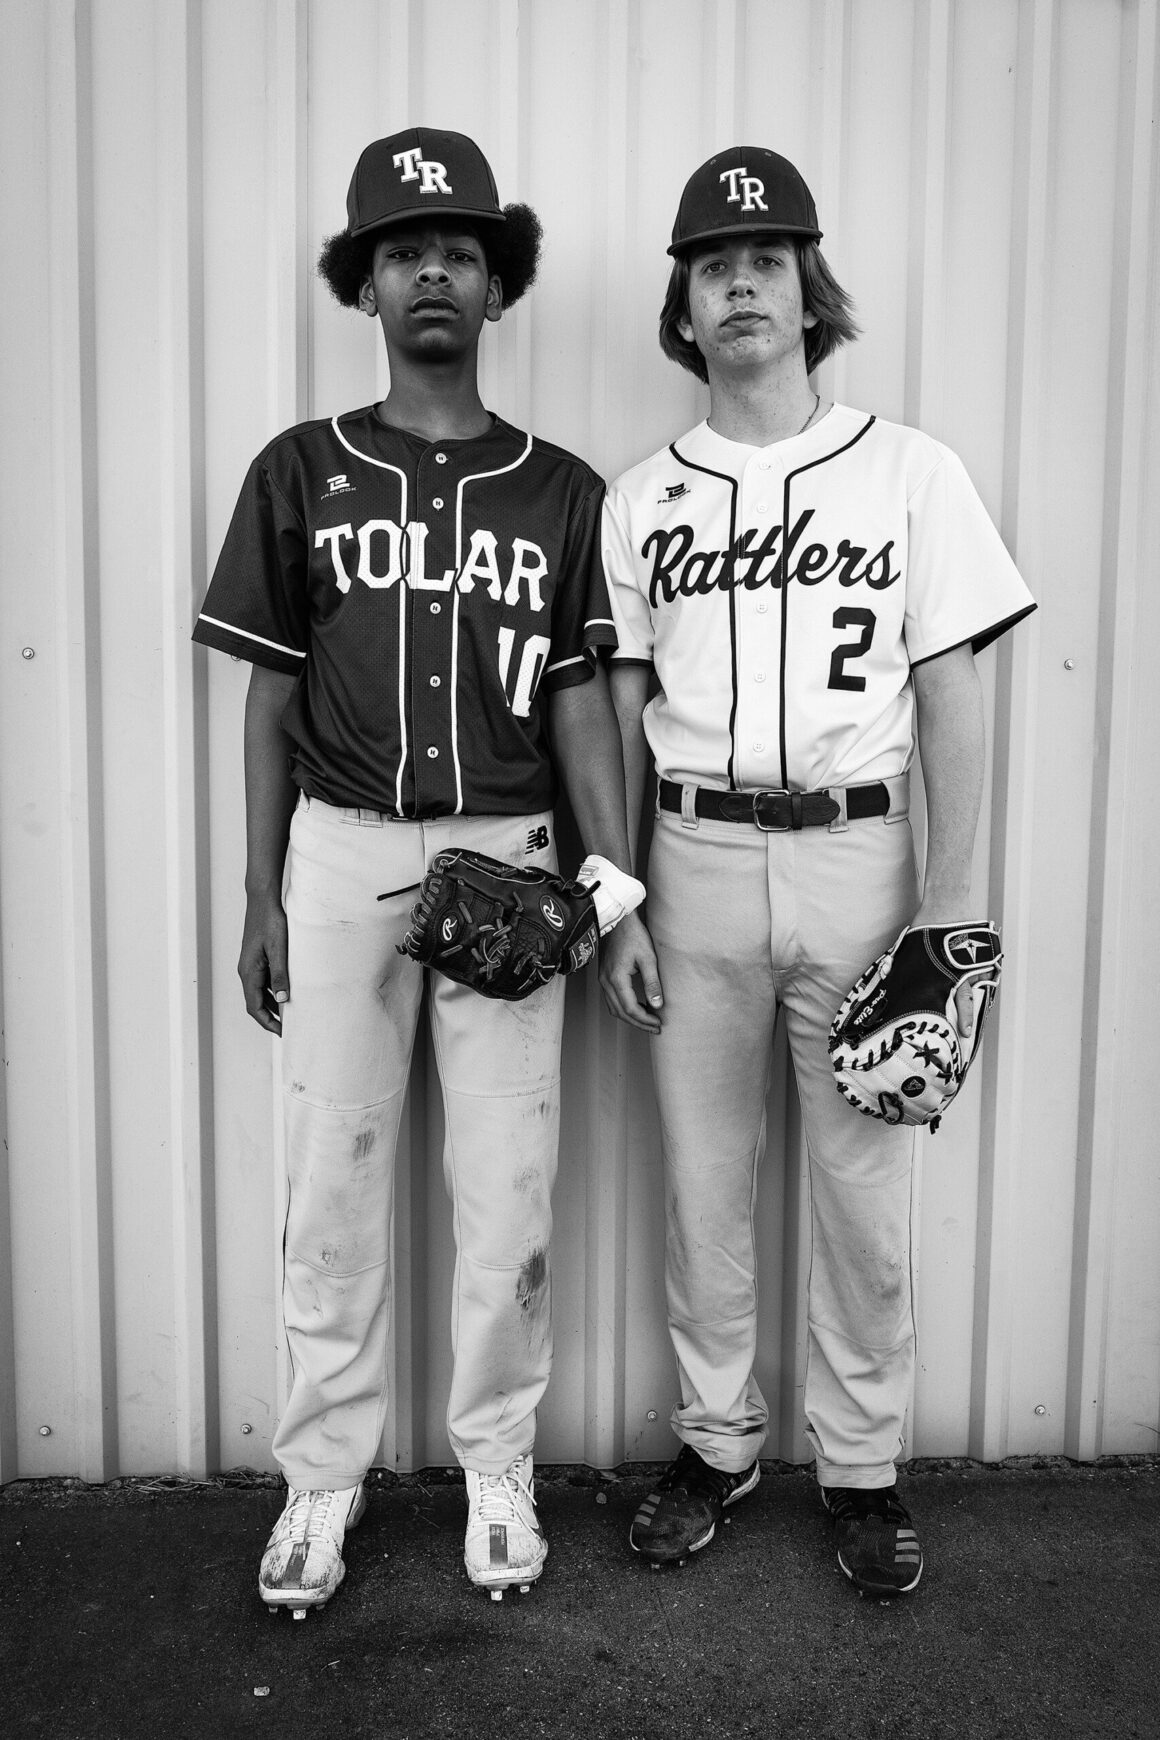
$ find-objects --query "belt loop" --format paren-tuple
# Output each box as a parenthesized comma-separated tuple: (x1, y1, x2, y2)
(828, 784, 849, 834)
(357, 807, 383, 828)
(884, 773, 910, 824)
(680, 782, 700, 830)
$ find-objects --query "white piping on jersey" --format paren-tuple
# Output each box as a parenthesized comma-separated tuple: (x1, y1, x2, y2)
(328, 417, 536, 816)
(196, 613, 305, 659)
(330, 417, 412, 814)
(546, 652, 586, 676)
(448, 433, 535, 813)
(330, 416, 410, 509)
(394, 581, 409, 813)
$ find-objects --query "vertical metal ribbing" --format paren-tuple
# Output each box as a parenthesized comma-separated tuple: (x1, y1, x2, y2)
(265, 0, 310, 1446)
(581, 0, 639, 1469)
(901, 0, 953, 1459)
(1066, 0, 1159, 1462)
(157, 0, 218, 1479)
(47, 0, 118, 1481)
(811, 0, 852, 407)
(970, 0, 1055, 1466)
(904, 0, 951, 437)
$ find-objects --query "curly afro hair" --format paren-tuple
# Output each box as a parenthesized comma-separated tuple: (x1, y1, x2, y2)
(317, 203, 542, 311)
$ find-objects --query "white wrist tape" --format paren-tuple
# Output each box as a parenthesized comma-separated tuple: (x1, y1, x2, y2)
(577, 855, 646, 936)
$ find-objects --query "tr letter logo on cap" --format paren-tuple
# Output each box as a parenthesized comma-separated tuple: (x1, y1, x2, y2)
(719, 166, 768, 215)
(392, 147, 453, 195)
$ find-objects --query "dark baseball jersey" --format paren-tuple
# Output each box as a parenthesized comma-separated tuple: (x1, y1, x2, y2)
(603, 408, 1036, 793)
(194, 408, 616, 817)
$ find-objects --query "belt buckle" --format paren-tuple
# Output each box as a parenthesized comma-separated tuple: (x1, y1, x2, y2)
(752, 789, 792, 832)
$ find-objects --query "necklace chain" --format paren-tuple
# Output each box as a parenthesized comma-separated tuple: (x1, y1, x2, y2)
(795, 392, 820, 437)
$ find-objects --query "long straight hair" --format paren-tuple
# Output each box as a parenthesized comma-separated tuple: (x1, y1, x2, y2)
(658, 240, 860, 382)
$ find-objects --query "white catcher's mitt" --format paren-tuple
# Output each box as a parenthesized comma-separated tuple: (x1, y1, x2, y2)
(828, 923, 1003, 1131)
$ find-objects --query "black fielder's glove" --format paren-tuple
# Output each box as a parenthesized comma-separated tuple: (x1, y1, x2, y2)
(396, 848, 599, 1001)
(828, 922, 1003, 1131)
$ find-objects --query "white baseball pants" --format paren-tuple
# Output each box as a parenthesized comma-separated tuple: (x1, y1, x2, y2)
(647, 791, 920, 1490)
(271, 794, 564, 1491)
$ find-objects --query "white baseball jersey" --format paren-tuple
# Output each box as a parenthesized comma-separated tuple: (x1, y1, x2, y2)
(602, 406, 1035, 792)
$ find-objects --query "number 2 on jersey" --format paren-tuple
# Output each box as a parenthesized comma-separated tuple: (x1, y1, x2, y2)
(828, 607, 876, 692)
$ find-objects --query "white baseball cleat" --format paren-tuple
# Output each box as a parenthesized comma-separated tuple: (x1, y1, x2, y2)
(463, 1453, 547, 1599)
(259, 1483, 367, 1619)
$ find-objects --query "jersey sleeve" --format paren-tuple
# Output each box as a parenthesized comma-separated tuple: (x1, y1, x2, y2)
(541, 480, 619, 692)
(191, 451, 309, 674)
(601, 490, 655, 666)
(903, 447, 1036, 665)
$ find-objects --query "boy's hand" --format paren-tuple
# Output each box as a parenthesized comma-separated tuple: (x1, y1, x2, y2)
(239, 890, 289, 1033)
(599, 910, 663, 1034)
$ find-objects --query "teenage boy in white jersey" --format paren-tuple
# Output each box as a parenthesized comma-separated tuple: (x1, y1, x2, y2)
(600, 147, 1034, 1595)
(195, 128, 653, 1613)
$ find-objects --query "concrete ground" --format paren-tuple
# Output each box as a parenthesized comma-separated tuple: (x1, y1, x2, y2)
(2, 1458, 1157, 1740)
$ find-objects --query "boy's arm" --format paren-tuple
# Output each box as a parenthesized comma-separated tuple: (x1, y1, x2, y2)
(240, 664, 299, 1031)
(911, 641, 986, 1035)
(547, 666, 662, 1032)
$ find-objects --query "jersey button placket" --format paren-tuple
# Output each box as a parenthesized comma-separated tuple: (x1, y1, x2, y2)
(738, 461, 782, 791)
(411, 448, 458, 808)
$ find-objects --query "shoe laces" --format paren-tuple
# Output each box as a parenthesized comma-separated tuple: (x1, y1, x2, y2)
(473, 1460, 536, 1526)
(658, 1443, 737, 1503)
(280, 1487, 351, 1543)
(828, 1485, 911, 1526)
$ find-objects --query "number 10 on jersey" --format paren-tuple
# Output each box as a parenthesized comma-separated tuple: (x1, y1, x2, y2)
(497, 627, 552, 717)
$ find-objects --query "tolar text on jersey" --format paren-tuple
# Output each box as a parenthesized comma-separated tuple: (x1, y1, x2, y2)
(315, 519, 550, 607)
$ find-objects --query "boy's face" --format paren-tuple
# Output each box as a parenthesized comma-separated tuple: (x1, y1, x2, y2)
(678, 233, 817, 380)
(358, 223, 502, 359)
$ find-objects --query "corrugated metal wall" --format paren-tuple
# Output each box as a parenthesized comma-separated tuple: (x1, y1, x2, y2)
(1, 0, 1157, 1483)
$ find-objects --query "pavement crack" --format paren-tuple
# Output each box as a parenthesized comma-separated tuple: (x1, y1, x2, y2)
(650, 1576, 677, 1647)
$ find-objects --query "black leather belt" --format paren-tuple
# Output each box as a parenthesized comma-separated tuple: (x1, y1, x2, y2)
(658, 779, 891, 832)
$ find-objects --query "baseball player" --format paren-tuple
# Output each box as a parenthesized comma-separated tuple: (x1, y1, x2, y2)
(193, 127, 652, 1613)
(599, 147, 1035, 1595)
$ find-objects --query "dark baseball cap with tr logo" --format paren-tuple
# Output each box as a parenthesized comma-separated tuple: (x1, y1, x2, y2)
(346, 127, 507, 237)
(668, 146, 822, 255)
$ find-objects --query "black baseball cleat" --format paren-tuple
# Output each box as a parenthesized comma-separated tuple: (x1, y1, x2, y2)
(630, 1443, 760, 1567)
(823, 1485, 924, 1596)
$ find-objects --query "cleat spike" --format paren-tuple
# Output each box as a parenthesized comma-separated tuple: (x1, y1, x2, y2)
(291, 1607, 307, 1621)
(490, 1588, 503, 1602)
(518, 1584, 530, 1595)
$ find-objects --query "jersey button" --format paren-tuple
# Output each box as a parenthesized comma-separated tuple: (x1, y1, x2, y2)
(756, 602, 768, 614)
(435, 453, 448, 464)
(427, 746, 439, 759)
(754, 671, 766, 683)
(429, 675, 441, 688)
(432, 497, 444, 510)
(430, 602, 441, 614)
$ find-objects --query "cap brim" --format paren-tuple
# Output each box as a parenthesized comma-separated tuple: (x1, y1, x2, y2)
(349, 205, 507, 239)
(668, 219, 822, 256)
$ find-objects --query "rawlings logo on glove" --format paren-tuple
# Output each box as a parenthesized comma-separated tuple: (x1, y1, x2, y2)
(828, 923, 1003, 1131)
(396, 848, 599, 1001)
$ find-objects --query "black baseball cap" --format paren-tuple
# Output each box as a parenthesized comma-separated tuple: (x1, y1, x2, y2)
(346, 127, 507, 238)
(669, 147, 822, 255)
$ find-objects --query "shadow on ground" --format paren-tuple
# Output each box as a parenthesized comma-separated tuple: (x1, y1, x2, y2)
(3, 1459, 1157, 1740)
